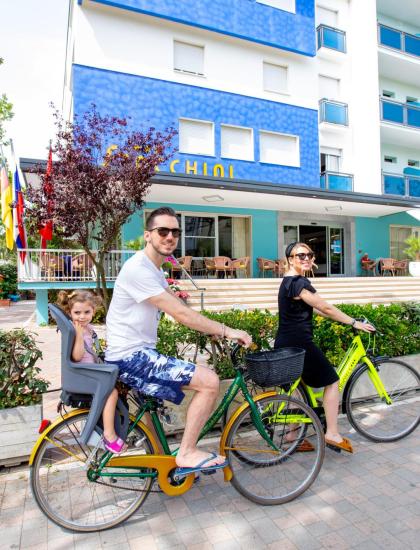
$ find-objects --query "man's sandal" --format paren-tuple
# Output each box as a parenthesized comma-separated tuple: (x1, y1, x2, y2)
(174, 452, 227, 479)
(325, 437, 353, 454)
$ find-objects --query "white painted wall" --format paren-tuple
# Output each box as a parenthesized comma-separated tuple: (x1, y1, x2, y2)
(381, 143, 420, 174)
(378, 14, 420, 36)
(73, 2, 319, 111)
(379, 77, 420, 103)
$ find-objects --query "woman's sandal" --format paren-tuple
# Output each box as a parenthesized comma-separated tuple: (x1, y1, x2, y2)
(325, 437, 353, 454)
(295, 439, 315, 452)
(103, 436, 126, 454)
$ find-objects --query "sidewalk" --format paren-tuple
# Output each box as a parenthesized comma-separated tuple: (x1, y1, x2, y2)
(0, 301, 419, 549)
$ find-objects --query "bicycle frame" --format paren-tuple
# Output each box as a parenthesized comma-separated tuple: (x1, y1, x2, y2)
(284, 334, 392, 407)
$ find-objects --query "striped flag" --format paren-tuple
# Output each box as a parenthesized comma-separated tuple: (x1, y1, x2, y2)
(0, 156, 14, 250)
(39, 145, 53, 248)
(13, 159, 28, 263)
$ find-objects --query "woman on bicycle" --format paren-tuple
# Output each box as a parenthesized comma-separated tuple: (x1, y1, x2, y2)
(274, 242, 375, 453)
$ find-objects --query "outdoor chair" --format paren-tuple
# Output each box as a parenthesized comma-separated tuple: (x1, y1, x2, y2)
(213, 256, 233, 278)
(380, 258, 396, 276)
(204, 257, 216, 277)
(171, 256, 192, 278)
(40, 252, 65, 281)
(275, 257, 288, 277)
(48, 304, 128, 445)
(257, 257, 276, 277)
(230, 256, 250, 278)
(393, 259, 408, 276)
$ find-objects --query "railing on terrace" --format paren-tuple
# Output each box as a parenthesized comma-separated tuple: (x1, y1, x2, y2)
(319, 99, 349, 126)
(378, 23, 420, 58)
(380, 97, 420, 129)
(317, 24, 346, 53)
(320, 171, 353, 192)
(382, 172, 420, 198)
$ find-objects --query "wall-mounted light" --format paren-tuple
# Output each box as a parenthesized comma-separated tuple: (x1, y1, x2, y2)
(202, 195, 224, 202)
(325, 205, 343, 212)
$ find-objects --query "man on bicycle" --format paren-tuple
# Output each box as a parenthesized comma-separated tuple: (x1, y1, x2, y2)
(106, 206, 252, 474)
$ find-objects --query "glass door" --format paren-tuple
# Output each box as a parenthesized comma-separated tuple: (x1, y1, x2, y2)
(328, 227, 344, 275)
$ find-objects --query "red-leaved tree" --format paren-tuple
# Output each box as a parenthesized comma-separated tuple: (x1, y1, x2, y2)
(27, 105, 176, 309)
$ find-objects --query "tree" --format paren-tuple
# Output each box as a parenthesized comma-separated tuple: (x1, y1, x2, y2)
(0, 58, 14, 145)
(27, 105, 176, 309)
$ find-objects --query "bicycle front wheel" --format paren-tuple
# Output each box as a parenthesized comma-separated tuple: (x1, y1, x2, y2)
(30, 411, 155, 532)
(224, 395, 324, 505)
(346, 360, 420, 442)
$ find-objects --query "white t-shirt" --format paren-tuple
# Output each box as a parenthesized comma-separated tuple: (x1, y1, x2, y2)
(105, 250, 168, 361)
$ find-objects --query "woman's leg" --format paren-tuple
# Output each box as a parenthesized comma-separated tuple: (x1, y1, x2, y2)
(323, 381, 343, 442)
(102, 388, 119, 441)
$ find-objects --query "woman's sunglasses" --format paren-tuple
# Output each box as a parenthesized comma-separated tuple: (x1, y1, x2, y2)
(291, 252, 315, 261)
(149, 227, 182, 238)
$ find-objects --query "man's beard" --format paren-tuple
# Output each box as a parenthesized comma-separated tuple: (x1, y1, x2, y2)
(149, 239, 177, 259)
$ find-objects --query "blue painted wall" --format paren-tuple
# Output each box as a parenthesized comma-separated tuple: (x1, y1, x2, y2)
(88, 0, 316, 56)
(355, 212, 420, 274)
(73, 65, 320, 187)
(122, 202, 279, 276)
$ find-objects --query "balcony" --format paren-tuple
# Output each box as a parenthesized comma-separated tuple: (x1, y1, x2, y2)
(382, 172, 420, 198)
(378, 23, 420, 58)
(319, 99, 348, 126)
(317, 24, 346, 53)
(320, 171, 353, 192)
(380, 97, 420, 128)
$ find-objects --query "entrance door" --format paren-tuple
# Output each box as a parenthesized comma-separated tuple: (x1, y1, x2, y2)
(300, 225, 327, 276)
(329, 227, 345, 275)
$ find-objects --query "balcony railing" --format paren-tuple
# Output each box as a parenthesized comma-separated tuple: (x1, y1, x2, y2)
(382, 172, 420, 198)
(317, 24, 346, 53)
(380, 97, 420, 129)
(320, 171, 353, 192)
(319, 99, 349, 125)
(17, 249, 136, 283)
(378, 23, 420, 58)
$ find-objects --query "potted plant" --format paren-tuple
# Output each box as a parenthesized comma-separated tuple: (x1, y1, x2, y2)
(0, 329, 49, 466)
(404, 235, 420, 277)
(0, 261, 18, 307)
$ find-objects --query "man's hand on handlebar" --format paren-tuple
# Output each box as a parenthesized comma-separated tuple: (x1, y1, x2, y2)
(224, 327, 253, 348)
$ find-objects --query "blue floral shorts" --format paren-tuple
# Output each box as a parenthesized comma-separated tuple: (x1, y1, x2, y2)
(112, 348, 196, 405)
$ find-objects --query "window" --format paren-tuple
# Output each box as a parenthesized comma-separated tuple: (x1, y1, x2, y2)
(408, 159, 420, 167)
(390, 226, 420, 259)
(384, 156, 397, 164)
(174, 41, 204, 76)
(382, 90, 395, 98)
(185, 216, 216, 258)
(406, 96, 418, 104)
(263, 62, 288, 94)
(221, 125, 254, 161)
(318, 75, 339, 99)
(320, 150, 340, 172)
(316, 6, 338, 27)
(257, 0, 295, 13)
(259, 130, 300, 166)
(179, 118, 214, 156)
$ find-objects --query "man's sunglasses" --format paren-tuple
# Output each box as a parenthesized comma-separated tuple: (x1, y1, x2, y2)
(291, 252, 315, 261)
(149, 227, 182, 238)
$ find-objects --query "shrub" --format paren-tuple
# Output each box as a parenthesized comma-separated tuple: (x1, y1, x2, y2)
(0, 261, 18, 298)
(0, 329, 49, 408)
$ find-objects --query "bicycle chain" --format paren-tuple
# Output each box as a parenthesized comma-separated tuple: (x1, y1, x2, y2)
(92, 477, 164, 493)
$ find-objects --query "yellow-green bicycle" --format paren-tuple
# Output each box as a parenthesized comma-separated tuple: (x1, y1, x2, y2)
(224, 322, 420, 443)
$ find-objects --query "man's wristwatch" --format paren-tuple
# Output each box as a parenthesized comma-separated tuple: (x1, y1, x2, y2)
(350, 319, 356, 327)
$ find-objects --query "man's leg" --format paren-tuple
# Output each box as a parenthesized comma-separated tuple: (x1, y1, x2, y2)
(175, 365, 225, 468)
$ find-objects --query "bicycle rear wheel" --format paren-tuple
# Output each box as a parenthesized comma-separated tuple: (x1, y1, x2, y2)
(346, 360, 420, 442)
(224, 395, 324, 505)
(30, 411, 155, 532)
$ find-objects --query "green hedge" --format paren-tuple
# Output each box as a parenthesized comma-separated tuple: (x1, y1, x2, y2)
(157, 303, 420, 379)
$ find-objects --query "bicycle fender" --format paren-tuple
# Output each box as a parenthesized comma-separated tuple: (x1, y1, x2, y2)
(341, 364, 367, 415)
(28, 410, 160, 465)
(219, 390, 278, 482)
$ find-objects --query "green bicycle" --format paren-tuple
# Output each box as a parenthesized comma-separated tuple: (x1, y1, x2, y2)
(224, 322, 420, 443)
(29, 345, 324, 532)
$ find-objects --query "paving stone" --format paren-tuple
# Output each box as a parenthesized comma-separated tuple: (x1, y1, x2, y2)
(283, 524, 322, 550)
(203, 523, 233, 544)
(154, 531, 185, 549)
(178, 528, 209, 546)
(318, 531, 350, 549)
(250, 517, 286, 545)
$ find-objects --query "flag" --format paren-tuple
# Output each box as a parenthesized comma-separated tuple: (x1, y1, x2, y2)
(1, 157, 14, 250)
(13, 160, 28, 263)
(39, 144, 53, 248)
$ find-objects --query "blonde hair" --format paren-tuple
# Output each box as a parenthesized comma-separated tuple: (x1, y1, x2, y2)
(57, 290, 102, 315)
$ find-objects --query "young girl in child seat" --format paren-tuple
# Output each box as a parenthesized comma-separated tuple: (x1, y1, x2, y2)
(57, 290, 125, 453)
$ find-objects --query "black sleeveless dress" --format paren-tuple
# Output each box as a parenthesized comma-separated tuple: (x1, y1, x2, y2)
(274, 275, 338, 388)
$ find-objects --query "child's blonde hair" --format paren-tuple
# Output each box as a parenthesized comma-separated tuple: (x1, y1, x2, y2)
(56, 290, 102, 315)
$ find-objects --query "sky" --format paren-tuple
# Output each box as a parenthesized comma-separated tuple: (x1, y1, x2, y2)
(0, 0, 69, 166)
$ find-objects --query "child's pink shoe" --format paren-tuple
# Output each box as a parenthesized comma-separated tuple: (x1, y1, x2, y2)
(103, 436, 126, 454)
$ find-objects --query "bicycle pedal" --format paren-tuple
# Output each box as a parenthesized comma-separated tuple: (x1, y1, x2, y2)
(326, 443, 342, 454)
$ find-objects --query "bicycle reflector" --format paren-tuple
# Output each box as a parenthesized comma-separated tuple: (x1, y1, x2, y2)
(38, 419, 51, 433)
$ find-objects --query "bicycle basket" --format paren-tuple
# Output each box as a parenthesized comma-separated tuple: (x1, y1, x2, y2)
(245, 347, 305, 387)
